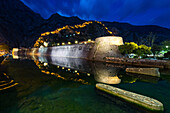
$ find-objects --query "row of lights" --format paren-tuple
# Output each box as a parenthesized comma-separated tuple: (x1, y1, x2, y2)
(40, 21, 112, 37)
(57, 65, 91, 76)
(35, 21, 113, 47)
(56, 39, 92, 46)
(34, 60, 90, 84)
(40, 68, 89, 84)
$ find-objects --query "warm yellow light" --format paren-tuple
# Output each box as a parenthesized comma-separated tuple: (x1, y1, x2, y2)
(68, 42, 71, 45)
(51, 31, 56, 34)
(46, 71, 50, 74)
(44, 42, 48, 47)
(44, 63, 48, 66)
(46, 32, 50, 35)
(41, 33, 46, 36)
(77, 32, 80, 34)
(75, 40, 78, 44)
(77, 73, 79, 75)
(62, 42, 65, 45)
(57, 66, 60, 68)
(87, 73, 90, 76)
(75, 70, 77, 73)
(57, 43, 60, 46)
(88, 39, 91, 42)
(84, 42, 87, 44)
(51, 72, 55, 75)
(62, 67, 65, 69)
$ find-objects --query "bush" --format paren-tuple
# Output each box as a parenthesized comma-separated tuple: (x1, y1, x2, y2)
(118, 42, 151, 58)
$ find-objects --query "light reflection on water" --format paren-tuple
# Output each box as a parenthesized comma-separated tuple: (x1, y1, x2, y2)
(0, 55, 169, 113)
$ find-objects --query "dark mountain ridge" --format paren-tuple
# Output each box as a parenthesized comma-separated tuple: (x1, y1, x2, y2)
(0, 0, 170, 48)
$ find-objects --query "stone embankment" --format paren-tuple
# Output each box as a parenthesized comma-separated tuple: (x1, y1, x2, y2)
(106, 57, 170, 69)
(96, 83, 164, 112)
(126, 68, 160, 77)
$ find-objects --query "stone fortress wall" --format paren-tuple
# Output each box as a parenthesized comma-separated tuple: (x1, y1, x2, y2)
(14, 36, 124, 61)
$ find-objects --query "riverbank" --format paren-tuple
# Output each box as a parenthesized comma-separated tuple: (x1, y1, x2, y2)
(106, 57, 170, 69)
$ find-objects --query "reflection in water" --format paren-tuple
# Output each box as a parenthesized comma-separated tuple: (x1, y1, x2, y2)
(32, 55, 122, 85)
(13, 53, 161, 84)
(0, 64, 18, 91)
(125, 72, 160, 83)
(0, 54, 167, 113)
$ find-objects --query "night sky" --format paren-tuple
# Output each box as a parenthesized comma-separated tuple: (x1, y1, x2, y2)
(21, 0, 170, 28)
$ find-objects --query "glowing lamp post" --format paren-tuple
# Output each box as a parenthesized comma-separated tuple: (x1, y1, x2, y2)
(75, 40, 78, 44)
(44, 42, 48, 47)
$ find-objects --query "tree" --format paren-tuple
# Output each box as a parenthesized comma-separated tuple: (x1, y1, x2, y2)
(146, 32, 157, 47)
(119, 42, 151, 58)
(135, 45, 151, 57)
(118, 42, 138, 56)
(151, 44, 162, 56)
(161, 40, 170, 51)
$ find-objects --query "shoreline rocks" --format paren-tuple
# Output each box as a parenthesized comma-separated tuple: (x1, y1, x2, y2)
(96, 83, 164, 112)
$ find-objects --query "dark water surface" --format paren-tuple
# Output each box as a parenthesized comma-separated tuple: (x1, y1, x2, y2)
(0, 56, 170, 113)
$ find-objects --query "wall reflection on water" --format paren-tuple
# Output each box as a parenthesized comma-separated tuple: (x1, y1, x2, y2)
(0, 58, 18, 91)
(13, 54, 160, 85)
(34, 56, 122, 85)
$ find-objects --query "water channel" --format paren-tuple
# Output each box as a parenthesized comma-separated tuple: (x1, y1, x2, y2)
(0, 55, 169, 113)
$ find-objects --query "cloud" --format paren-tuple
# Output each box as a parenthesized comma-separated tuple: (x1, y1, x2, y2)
(21, 0, 170, 28)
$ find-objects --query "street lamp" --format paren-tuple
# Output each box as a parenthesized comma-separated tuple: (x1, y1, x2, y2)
(75, 40, 78, 44)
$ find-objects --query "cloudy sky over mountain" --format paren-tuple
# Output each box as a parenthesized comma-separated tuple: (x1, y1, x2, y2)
(21, 0, 170, 28)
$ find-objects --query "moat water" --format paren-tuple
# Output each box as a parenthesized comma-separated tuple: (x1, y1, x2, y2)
(0, 56, 170, 113)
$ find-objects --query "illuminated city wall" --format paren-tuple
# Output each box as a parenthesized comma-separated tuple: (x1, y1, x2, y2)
(34, 36, 123, 61)
(13, 36, 124, 61)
